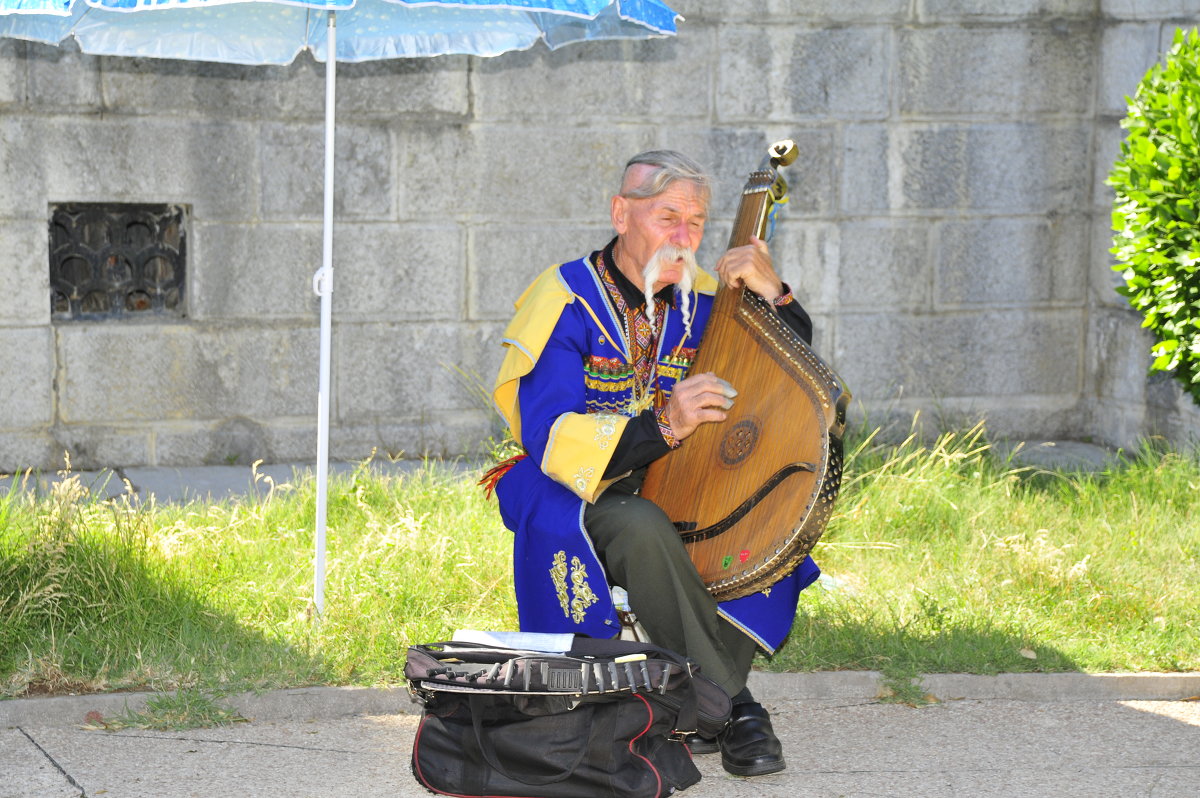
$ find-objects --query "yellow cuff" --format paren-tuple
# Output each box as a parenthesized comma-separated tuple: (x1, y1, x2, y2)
(542, 412, 630, 503)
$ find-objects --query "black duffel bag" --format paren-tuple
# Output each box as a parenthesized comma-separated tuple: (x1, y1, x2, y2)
(405, 636, 731, 798)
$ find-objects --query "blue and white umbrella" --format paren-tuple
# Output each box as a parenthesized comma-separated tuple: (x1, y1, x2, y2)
(1, 0, 680, 616)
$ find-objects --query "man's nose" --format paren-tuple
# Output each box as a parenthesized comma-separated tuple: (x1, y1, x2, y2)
(669, 221, 692, 247)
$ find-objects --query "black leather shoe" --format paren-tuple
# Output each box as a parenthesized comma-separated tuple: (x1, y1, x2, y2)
(683, 732, 720, 754)
(719, 702, 786, 776)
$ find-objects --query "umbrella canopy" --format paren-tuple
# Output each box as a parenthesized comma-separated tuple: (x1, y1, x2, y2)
(1, 0, 680, 617)
(1, 0, 680, 63)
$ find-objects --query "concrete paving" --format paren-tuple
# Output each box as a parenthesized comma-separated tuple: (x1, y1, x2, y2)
(991, 439, 1124, 472)
(0, 460, 474, 505)
(4, 671, 1200, 798)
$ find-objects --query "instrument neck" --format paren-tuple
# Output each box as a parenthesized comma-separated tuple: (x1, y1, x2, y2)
(713, 175, 774, 315)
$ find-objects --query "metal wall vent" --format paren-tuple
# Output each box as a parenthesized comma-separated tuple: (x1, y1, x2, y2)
(50, 203, 188, 322)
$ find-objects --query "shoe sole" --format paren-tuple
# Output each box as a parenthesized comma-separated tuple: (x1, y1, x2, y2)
(721, 757, 787, 777)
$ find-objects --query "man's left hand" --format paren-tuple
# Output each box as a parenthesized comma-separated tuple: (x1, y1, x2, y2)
(714, 236, 784, 302)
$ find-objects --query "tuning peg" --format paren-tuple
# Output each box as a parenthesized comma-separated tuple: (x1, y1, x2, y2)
(769, 139, 798, 168)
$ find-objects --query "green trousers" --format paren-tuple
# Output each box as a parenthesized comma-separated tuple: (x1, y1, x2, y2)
(583, 468, 758, 698)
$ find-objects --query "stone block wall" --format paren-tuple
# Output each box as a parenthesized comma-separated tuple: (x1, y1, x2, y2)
(0, 0, 1198, 471)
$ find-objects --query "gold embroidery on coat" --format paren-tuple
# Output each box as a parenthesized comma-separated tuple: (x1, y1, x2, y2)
(569, 556, 599, 624)
(573, 465, 595, 494)
(550, 551, 570, 618)
(593, 413, 620, 449)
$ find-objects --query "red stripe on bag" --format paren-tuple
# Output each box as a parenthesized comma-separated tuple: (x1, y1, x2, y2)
(410, 715, 457, 796)
(627, 693, 664, 798)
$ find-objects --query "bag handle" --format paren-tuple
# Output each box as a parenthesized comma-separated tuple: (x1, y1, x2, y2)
(468, 696, 594, 787)
(653, 676, 700, 740)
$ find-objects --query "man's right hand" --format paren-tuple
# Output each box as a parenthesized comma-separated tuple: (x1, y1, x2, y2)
(663, 372, 737, 440)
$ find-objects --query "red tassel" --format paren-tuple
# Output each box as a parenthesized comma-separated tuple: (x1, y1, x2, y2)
(477, 453, 527, 500)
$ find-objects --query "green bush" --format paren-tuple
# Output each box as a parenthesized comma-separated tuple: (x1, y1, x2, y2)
(1109, 28, 1200, 406)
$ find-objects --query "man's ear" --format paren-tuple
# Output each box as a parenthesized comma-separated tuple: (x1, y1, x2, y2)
(611, 195, 628, 235)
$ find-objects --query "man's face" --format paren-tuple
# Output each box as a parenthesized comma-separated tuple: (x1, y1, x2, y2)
(611, 178, 707, 293)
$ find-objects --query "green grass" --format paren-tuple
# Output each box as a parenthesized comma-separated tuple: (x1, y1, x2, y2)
(770, 424, 1200, 676)
(2, 426, 1197, 700)
(82, 689, 249, 731)
(0, 459, 516, 697)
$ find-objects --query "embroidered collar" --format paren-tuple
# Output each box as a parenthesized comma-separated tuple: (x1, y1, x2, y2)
(595, 238, 678, 312)
(590, 239, 672, 415)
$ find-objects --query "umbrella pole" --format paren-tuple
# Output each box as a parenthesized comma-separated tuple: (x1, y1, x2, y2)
(313, 11, 336, 619)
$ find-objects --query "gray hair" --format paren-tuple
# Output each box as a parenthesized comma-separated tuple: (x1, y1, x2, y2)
(619, 150, 712, 205)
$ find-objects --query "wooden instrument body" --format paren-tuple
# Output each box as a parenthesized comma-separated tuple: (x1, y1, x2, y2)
(640, 143, 851, 602)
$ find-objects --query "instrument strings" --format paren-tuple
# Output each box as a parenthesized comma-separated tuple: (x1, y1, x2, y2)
(712, 186, 776, 511)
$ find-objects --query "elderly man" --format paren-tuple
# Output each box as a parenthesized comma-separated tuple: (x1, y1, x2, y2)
(489, 150, 820, 777)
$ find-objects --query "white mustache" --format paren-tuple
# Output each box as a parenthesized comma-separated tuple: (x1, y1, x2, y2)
(641, 244, 698, 334)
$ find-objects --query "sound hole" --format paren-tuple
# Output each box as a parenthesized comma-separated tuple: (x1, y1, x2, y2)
(719, 419, 759, 466)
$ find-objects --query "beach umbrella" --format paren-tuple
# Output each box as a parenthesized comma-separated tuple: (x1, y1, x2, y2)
(1, 0, 680, 616)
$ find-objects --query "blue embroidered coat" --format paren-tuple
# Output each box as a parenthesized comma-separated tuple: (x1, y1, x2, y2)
(492, 255, 819, 652)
